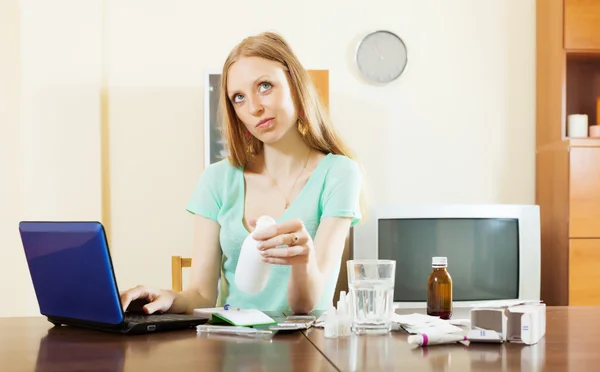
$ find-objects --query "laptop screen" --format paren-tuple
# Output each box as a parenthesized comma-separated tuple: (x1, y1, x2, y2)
(19, 221, 124, 325)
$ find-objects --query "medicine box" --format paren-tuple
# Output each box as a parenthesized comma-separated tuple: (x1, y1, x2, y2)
(470, 301, 546, 345)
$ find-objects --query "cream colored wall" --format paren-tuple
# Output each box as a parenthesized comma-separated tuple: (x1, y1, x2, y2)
(0, 0, 36, 317)
(1, 0, 104, 317)
(0, 0, 536, 317)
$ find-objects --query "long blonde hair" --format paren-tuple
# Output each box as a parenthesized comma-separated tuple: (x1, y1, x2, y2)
(218, 31, 367, 220)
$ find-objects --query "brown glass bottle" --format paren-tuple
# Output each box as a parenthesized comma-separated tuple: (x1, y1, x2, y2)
(427, 257, 452, 320)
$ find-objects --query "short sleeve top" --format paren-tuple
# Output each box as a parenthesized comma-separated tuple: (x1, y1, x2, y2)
(185, 153, 362, 312)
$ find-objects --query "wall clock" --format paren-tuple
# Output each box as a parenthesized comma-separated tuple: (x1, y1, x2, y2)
(355, 30, 408, 84)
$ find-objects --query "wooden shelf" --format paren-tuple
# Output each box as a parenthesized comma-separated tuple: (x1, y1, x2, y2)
(536, 138, 600, 153)
(566, 54, 600, 130)
(568, 138, 600, 147)
(566, 49, 600, 57)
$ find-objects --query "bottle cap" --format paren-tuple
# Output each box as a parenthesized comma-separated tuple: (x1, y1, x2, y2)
(432, 257, 447, 267)
(255, 215, 276, 231)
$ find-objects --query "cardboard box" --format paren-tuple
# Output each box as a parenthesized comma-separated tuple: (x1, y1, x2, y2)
(470, 301, 546, 345)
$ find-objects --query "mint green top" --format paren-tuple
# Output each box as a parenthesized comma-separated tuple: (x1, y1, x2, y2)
(185, 153, 363, 312)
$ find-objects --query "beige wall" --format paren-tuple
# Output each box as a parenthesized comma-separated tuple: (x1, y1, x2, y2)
(0, 0, 36, 317)
(0, 0, 536, 317)
(1, 0, 104, 317)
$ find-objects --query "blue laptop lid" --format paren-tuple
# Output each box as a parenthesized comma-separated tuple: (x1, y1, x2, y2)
(19, 221, 124, 325)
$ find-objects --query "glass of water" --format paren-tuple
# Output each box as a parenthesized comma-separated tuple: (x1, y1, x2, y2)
(347, 259, 396, 335)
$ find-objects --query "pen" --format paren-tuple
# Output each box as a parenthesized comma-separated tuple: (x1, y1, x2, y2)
(224, 304, 241, 311)
(197, 325, 273, 337)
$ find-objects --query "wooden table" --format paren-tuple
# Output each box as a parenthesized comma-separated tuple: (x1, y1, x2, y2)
(1, 307, 599, 371)
(305, 306, 600, 372)
(0, 316, 335, 372)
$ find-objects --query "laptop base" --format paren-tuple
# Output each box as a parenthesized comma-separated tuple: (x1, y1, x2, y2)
(47, 314, 207, 335)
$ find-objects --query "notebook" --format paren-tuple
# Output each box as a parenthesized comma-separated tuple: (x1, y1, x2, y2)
(193, 307, 277, 327)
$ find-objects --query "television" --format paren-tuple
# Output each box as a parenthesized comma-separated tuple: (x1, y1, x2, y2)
(351, 203, 541, 309)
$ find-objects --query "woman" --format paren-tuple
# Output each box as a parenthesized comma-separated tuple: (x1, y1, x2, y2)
(120, 31, 364, 315)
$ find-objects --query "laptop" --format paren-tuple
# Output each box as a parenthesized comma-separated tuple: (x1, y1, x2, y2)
(18, 221, 207, 334)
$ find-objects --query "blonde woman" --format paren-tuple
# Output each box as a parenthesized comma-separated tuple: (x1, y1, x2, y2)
(121, 32, 364, 315)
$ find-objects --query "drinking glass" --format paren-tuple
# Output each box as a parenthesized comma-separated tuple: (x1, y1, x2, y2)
(347, 259, 396, 335)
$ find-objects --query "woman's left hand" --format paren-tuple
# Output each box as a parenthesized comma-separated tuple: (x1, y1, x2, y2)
(251, 219, 314, 265)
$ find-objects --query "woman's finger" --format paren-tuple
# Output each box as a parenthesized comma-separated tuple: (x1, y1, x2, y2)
(120, 285, 160, 312)
(120, 285, 147, 311)
(144, 294, 171, 314)
(262, 256, 305, 265)
(261, 245, 308, 258)
(252, 219, 304, 240)
(257, 230, 309, 250)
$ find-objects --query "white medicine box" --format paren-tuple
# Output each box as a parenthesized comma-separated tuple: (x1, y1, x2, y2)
(470, 302, 546, 345)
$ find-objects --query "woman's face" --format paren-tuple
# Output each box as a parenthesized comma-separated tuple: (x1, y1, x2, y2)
(226, 56, 298, 145)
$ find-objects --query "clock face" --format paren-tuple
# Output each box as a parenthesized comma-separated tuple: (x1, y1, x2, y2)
(355, 31, 408, 84)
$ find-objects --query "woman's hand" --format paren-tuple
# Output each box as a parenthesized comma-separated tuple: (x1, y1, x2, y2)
(251, 219, 314, 265)
(120, 285, 177, 314)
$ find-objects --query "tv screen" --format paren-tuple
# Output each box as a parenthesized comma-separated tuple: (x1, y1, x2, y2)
(378, 218, 519, 302)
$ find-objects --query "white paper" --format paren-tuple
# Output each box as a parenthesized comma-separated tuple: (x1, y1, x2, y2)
(392, 313, 465, 334)
(392, 313, 441, 326)
(471, 300, 542, 309)
(314, 312, 327, 328)
(403, 323, 464, 335)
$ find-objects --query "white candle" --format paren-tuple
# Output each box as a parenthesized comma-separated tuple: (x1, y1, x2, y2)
(567, 114, 589, 138)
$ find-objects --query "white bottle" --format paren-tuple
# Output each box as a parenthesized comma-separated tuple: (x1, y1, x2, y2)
(338, 291, 351, 336)
(324, 304, 339, 339)
(234, 215, 276, 294)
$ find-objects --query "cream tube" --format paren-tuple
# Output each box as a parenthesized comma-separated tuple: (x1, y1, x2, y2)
(407, 333, 466, 346)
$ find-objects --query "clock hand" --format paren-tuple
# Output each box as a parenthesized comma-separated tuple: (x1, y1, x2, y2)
(373, 42, 384, 61)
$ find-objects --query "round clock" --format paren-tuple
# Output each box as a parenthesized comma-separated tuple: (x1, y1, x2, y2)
(355, 30, 408, 84)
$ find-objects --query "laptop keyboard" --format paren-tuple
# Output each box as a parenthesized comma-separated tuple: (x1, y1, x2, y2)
(124, 313, 197, 324)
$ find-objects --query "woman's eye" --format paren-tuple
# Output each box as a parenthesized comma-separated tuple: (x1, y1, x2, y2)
(259, 82, 272, 93)
(233, 94, 244, 103)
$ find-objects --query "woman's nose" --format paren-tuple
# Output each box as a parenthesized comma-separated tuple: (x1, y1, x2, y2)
(248, 96, 264, 116)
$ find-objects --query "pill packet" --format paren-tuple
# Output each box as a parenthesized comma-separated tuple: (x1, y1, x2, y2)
(268, 315, 316, 331)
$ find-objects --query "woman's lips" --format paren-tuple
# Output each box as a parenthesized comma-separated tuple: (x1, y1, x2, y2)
(256, 118, 274, 129)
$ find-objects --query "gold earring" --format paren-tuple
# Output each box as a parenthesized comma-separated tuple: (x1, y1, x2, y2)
(298, 118, 308, 136)
(244, 130, 254, 154)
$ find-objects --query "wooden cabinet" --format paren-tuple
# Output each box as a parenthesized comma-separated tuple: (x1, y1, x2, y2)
(307, 70, 329, 110)
(537, 0, 600, 306)
(569, 239, 600, 305)
(570, 147, 600, 237)
(565, 0, 600, 50)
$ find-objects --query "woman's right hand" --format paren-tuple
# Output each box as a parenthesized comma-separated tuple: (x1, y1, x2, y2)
(120, 285, 177, 314)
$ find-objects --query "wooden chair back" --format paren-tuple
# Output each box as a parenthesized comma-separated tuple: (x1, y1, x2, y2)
(171, 256, 192, 292)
